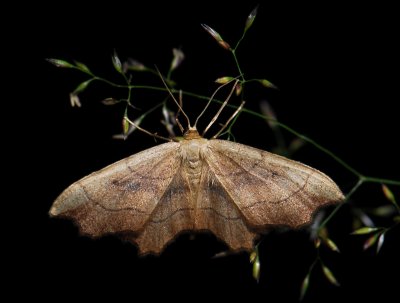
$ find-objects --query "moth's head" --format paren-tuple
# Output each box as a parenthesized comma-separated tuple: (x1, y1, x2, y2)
(183, 127, 202, 140)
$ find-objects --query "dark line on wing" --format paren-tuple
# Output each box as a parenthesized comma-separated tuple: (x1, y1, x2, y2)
(203, 207, 241, 220)
(242, 172, 312, 208)
(112, 149, 180, 208)
(79, 183, 149, 214)
(149, 207, 192, 223)
(126, 163, 134, 173)
(212, 149, 290, 183)
(209, 149, 313, 206)
(149, 207, 241, 224)
(125, 151, 177, 181)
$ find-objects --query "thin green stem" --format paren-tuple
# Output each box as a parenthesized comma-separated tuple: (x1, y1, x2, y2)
(362, 176, 400, 186)
(166, 68, 173, 81)
(93, 77, 128, 88)
(234, 30, 247, 51)
(231, 50, 245, 83)
(86, 76, 210, 99)
(127, 87, 132, 105)
(308, 256, 320, 274)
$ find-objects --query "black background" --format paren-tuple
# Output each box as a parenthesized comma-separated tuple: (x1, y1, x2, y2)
(15, 1, 399, 302)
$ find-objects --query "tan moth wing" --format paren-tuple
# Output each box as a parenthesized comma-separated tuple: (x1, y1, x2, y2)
(50, 142, 183, 248)
(125, 158, 257, 254)
(50, 136, 344, 255)
(50, 140, 245, 255)
(127, 160, 196, 254)
(192, 161, 257, 251)
(205, 140, 345, 229)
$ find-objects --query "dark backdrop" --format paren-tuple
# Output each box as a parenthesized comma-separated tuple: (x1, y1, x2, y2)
(17, 1, 399, 302)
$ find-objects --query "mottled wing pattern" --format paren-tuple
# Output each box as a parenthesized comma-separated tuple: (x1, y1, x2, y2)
(50, 142, 181, 242)
(205, 140, 344, 228)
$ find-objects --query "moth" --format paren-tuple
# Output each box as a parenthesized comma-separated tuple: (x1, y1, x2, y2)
(50, 79, 344, 255)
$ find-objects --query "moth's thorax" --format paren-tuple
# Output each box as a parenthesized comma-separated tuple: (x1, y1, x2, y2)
(179, 139, 207, 190)
(179, 137, 209, 165)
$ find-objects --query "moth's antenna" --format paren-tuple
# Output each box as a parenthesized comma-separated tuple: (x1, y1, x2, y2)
(194, 77, 239, 128)
(156, 67, 192, 129)
(125, 117, 174, 142)
(175, 90, 185, 133)
(202, 79, 239, 137)
(212, 100, 245, 139)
